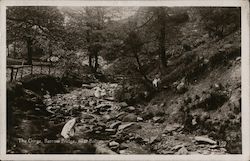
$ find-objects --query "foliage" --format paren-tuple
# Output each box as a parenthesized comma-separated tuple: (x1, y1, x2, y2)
(7, 6, 65, 64)
(198, 7, 241, 38)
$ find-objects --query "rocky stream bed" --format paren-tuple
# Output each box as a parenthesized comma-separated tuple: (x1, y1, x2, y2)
(7, 81, 229, 154)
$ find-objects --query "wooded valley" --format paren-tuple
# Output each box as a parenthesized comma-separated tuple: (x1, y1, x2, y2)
(6, 6, 241, 155)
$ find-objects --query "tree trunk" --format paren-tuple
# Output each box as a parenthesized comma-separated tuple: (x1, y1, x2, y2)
(27, 38, 33, 65)
(158, 8, 167, 69)
(86, 30, 93, 69)
(133, 52, 153, 89)
(94, 51, 98, 72)
(88, 53, 92, 68)
(49, 42, 53, 74)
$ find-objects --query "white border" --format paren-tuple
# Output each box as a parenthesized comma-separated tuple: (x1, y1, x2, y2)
(0, 0, 249, 160)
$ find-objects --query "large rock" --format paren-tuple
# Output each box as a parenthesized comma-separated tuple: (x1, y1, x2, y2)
(118, 123, 134, 131)
(127, 106, 136, 112)
(109, 141, 119, 148)
(194, 136, 217, 145)
(176, 147, 189, 155)
(163, 123, 182, 134)
(119, 102, 128, 108)
(122, 114, 137, 122)
(110, 121, 122, 129)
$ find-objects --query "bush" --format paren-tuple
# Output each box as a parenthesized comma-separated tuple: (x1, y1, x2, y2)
(198, 7, 240, 38)
(114, 79, 149, 104)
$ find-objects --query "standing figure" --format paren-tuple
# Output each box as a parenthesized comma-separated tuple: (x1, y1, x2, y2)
(153, 74, 161, 88)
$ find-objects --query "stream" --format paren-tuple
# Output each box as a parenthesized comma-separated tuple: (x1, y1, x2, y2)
(7, 82, 153, 154)
(7, 82, 228, 154)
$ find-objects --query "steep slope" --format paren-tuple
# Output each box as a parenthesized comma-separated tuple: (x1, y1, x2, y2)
(143, 19, 241, 154)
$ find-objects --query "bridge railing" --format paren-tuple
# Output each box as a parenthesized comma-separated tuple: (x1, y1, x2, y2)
(6, 64, 60, 82)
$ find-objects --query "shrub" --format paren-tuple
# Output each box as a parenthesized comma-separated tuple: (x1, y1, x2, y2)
(198, 7, 240, 38)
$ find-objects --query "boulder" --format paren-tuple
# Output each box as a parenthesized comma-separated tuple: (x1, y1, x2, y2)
(61, 118, 76, 139)
(194, 136, 217, 145)
(102, 114, 111, 122)
(127, 106, 136, 112)
(110, 121, 122, 129)
(137, 117, 143, 122)
(122, 113, 137, 122)
(95, 144, 117, 154)
(119, 102, 128, 108)
(105, 128, 116, 133)
(109, 141, 119, 148)
(163, 123, 182, 134)
(176, 147, 189, 155)
(152, 116, 165, 123)
(171, 144, 184, 151)
(118, 123, 135, 131)
(119, 143, 129, 150)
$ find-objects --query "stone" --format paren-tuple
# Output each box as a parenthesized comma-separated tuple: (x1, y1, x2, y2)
(149, 136, 158, 144)
(61, 118, 76, 139)
(110, 121, 122, 129)
(118, 123, 134, 131)
(120, 102, 128, 107)
(214, 83, 221, 90)
(94, 87, 102, 98)
(137, 117, 143, 122)
(109, 141, 119, 147)
(171, 144, 184, 151)
(116, 112, 126, 121)
(210, 145, 219, 149)
(163, 123, 182, 134)
(95, 103, 111, 110)
(176, 147, 188, 155)
(95, 131, 101, 134)
(127, 106, 136, 112)
(105, 97, 115, 101)
(105, 128, 116, 133)
(89, 100, 96, 106)
(95, 145, 117, 154)
(122, 113, 137, 122)
(152, 116, 164, 123)
(143, 138, 150, 143)
(195, 136, 217, 145)
(119, 143, 129, 150)
(119, 150, 127, 154)
(82, 84, 92, 89)
(102, 114, 111, 122)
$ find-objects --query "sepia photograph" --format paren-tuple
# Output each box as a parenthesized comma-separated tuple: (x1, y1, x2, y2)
(1, 0, 249, 160)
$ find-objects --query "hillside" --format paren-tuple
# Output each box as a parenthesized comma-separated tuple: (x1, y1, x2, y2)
(103, 9, 241, 154)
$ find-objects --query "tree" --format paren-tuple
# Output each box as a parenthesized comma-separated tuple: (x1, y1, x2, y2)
(7, 6, 64, 64)
(129, 7, 188, 73)
(198, 7, 240, 38)
(62, 7, 118, 72)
